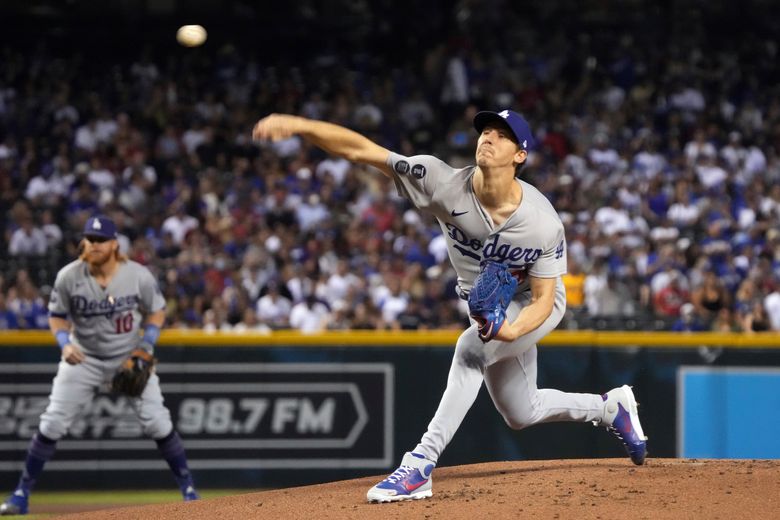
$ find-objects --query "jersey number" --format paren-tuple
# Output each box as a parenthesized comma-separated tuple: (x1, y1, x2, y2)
(554, 240, 565, 260)
(114, 313, 134, 333)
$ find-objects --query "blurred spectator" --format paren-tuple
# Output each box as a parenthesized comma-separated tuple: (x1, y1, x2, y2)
(594, 197, 631, 237)
(689, 271, 730, 326)
(155, 126, 184, 161)
(350, 302, 382, 330)
(6, 272, 48, 329)
(378, 276, 408, 326)
(256, 282, 292, 329)
(118, 169, 150, 213)
(399, 89, 434, 131)
(315, 157, 351, 186)
(670, 81, 705, 118)
(9, 218, 47, 256)
(38, 212, 63, 254)
(653, 272, 689, 318)
(395, 298, 428, 330)
(87, 157, 116, 191)
(684, 129, 716, 166)
(324, 260, 361, 310)
(295, 193, 329, 232)
(289, 295, 331, 333)
(667, 192, 700, 230)
(596, 275, 636, 317)
(24, 159, 70, 207)
(695, 155, 728, 190)
(361, 193, 397, 234)
(741, 301, 771, 332)
(734, 279, 759, 322)
(66, 176, 99, 224)
(284, 262, 314, 304)
(583, 261, 608, 316)
(562, 259, 586, 310)
(765, 290, 780, 331)
(588, 133, 621, 173)
(233, 308, 272, 333)
(203, 308, 232, 332)
(162, 202, 199, 246)
(711, 308, 739, 333)
(182, 120, 209, 155)
(720, 132, 745, 170)
(0, 293, 20, 329)
(74, 119, 99, 153)
(671, 303, 708, 332)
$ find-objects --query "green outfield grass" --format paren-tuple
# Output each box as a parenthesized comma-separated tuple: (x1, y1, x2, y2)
(32, 489, 244, 503)
(6, 490, 248, 518)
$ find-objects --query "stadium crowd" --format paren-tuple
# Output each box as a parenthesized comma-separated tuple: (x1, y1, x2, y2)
(1, 1, 779, 333)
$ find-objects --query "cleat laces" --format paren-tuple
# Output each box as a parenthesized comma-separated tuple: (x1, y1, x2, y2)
(385, 465, 415, 484)
(607, 424, 625, 443)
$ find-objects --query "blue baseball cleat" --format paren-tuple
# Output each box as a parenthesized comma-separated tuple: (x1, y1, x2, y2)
(367, 452, 435, 503)
(181, 485, 200, 502)
(175, 473, 200, 502)
(0, 488, 29, 516)
(599, 385, 648, 465)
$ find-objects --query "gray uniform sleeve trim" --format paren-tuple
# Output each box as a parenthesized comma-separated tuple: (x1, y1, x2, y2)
(386, 152, 443, 211)
(137, 264, 167, 314)
(387, 152, 413, 201)
(527, 225, 567, 278)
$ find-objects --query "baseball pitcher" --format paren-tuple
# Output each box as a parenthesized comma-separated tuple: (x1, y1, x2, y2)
(0, 216, 198, 516)
(252, 109, 647, 503)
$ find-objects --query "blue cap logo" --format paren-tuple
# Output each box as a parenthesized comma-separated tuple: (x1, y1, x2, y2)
(83, 215, 117, 239)
(473, 109, 535, 150)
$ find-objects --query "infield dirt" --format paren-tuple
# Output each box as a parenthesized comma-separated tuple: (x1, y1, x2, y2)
(54, 458, 780, 519)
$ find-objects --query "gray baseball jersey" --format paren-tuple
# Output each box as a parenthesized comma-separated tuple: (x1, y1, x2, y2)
(387, 152, 567, 295)
(387, 153, 607, 466)
(48, 260, 165, 358)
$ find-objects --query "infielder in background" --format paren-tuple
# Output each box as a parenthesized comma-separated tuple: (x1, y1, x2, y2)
(0, 216, 199, 516)
(252, 109, 647, 503)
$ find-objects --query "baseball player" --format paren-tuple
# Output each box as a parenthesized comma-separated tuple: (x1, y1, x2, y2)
(0, 216, 198, 516)
(252, 110, 647, 503)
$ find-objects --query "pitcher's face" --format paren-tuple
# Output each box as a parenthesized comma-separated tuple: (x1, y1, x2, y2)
(476, 124, 526, 170)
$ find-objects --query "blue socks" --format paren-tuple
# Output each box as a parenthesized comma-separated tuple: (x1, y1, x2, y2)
(12, 430, 195, 500)
(16, 432, 57, 495)
(155, 430, 196, 491)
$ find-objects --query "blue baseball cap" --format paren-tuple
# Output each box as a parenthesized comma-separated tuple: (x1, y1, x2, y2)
(83, 215, 117, 240)
(473, 109, 535, 150)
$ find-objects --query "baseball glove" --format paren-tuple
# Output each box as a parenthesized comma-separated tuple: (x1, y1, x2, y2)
(468, 260, 518, 342)
(111, 348, 156, 397)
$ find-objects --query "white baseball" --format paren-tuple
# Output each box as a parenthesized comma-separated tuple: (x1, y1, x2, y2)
(176, 25, 207, 47)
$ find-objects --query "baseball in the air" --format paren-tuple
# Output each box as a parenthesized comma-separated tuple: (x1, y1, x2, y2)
(176, 25, 207, 47)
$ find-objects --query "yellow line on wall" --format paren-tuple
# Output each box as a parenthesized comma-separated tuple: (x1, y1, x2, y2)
(1, 330, 779, 348)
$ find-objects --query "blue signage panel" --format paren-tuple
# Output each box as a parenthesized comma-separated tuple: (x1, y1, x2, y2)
(678, 367, 780, 458)
(0, 362, 394, 472)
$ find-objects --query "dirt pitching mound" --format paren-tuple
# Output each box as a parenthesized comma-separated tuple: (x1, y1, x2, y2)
(57, 458, 779, 519)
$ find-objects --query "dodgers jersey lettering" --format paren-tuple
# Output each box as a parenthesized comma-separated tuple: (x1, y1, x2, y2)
(48, 260, 165, 357)
(388, 152, 567, 294)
